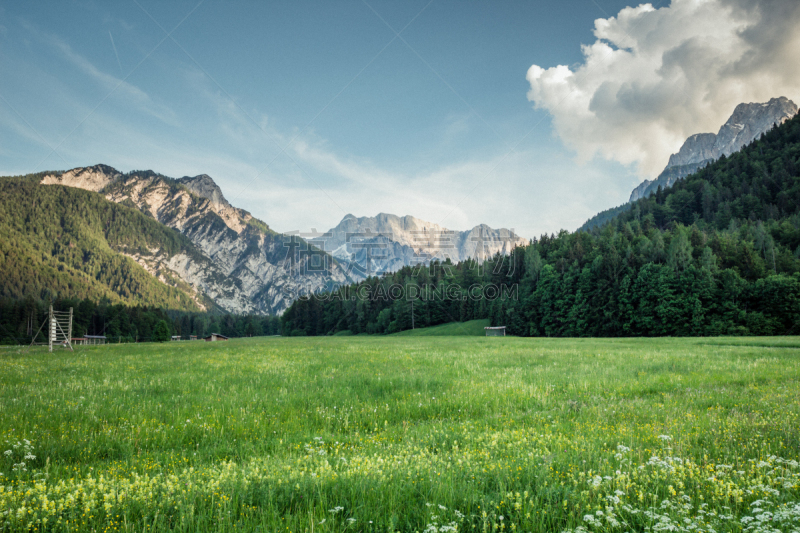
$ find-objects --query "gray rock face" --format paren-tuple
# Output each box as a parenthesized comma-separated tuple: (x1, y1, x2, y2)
(314, 213, 527, 279)
(713, 97, 797, 157)
(178, 174, 228, 208)
(665, 133, 717, 168)
(629, 97, 797, 202)
(41, 165, 348, 314)
(176, 175, 249, 233)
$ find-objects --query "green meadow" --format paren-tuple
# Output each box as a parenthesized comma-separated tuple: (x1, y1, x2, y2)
(1, 336, 799, 532)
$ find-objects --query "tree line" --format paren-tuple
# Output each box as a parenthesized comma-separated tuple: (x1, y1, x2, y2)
(0, 296, 281, 345)
(280, 255, 522, 336)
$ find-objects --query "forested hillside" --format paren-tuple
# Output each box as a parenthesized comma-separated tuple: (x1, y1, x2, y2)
(283, 113, 800, 336)
(0, 178, 205, 310)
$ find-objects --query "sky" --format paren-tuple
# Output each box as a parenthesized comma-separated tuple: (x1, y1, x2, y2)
(1, 0, 799, 238)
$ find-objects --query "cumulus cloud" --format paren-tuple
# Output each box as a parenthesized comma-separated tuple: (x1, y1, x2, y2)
(526, 0, 800, 178)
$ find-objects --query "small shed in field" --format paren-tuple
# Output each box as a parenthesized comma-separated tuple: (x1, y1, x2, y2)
(72, 335, 107, 345)
(171, 335, 182, 341)
(203, 333, 229, 342)
(484, 326, 506, 337)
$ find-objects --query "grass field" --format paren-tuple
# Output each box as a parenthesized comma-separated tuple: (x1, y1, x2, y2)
(1, 336, 799, 532)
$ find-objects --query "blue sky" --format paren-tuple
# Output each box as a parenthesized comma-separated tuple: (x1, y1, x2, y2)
(2, 0, 797, 237)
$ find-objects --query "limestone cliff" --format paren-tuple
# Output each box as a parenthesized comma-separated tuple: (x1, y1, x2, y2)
(315, 213, 527, 278)
(629, 97, 798, 202)
(41, 165, 348, 314)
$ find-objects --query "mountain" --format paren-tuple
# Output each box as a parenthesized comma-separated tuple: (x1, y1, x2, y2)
(285, 112, 800, 337)
(33, 165, 348, 314)
(581, 96, 798, 231)
(629, 97, 798, 202)
(314, 213, 527, 278)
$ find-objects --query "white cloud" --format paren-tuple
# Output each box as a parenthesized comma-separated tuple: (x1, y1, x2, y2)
(526, 0, 800, 178)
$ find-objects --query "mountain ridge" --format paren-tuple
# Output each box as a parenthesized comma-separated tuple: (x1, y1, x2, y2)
(629, 96, 798, 202)
(581, 96, 798, 232)
(317, 212, 528, 278)
(36, 165, 348, 314)
(22, 164, 529, 312)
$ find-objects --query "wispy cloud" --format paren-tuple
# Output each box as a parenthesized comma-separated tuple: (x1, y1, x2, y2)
(108, 31, 123, 76)
(19, 19, 180, 127)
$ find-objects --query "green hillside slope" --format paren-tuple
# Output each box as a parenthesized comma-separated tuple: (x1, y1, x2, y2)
(390, 319, 490, 336)
(0, 178, 204, 310)
(577, 202, 631, 232)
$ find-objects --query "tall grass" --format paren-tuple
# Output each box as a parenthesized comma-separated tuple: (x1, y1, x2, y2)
(1, 336, 799, 532)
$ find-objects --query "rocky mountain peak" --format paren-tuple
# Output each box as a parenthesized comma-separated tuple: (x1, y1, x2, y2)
(667, 96, 798, 170)
(665, 133, 717, 168)
(178, 174, 231, 210)
(630, 96, 798, 202)
(40, 164, 122, 192)
(710, 96, 797, 160)
(175, 174, 252, 233)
